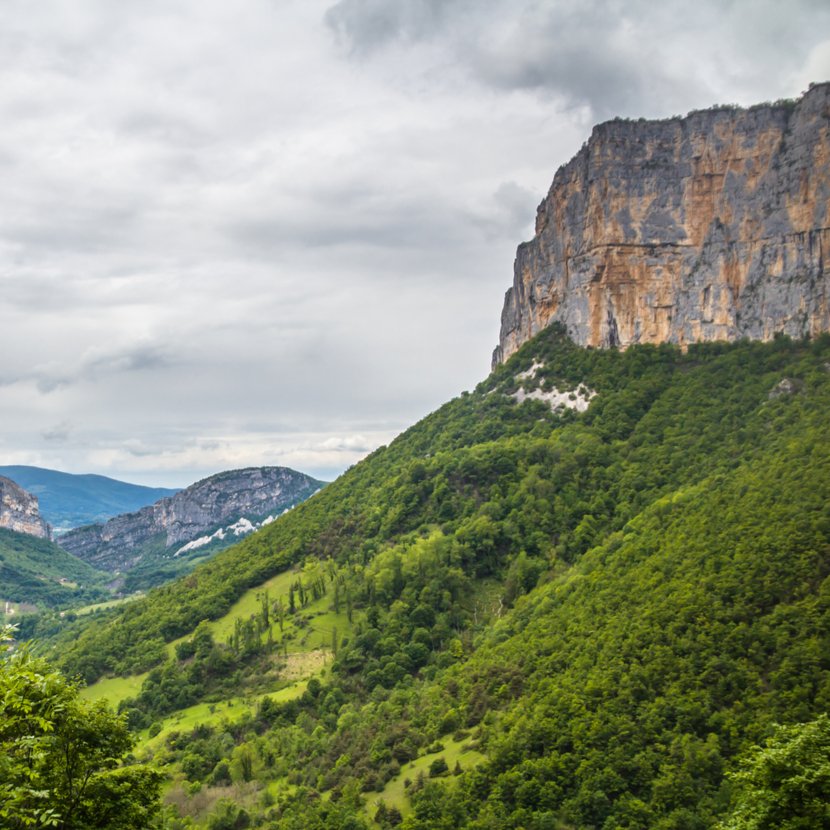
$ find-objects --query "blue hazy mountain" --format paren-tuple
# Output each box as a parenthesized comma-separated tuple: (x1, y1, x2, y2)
(0, 466, 179, 532)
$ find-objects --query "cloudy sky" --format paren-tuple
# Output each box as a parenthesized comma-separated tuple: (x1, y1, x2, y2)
(0, 0, 827, 487)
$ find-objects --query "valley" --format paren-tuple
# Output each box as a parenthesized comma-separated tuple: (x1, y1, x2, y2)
(0, 466, 325, 616)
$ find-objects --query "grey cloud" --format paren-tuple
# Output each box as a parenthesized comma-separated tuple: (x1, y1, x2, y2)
(464, 181, 539, 241)
(35, 373, 72, 395)
(325, 0, 457, 53)
(7, 204, 141, 255)
(230, 199, 467, 257)
(10, 344, 175, 395)
(84, 344, 172, 375)
(325, 0, 830, 119)
(123, 441, 163, 458)
(42, 422, 71, 442)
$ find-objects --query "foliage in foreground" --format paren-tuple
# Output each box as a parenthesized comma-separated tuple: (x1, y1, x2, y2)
(0, 625, 162, 829)
(719, 715, 830, 830)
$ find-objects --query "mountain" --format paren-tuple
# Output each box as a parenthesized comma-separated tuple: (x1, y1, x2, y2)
(0, 476, 51, 540)
(0, 465, 178, 532)
(494, 82, 830, 366)
(22, 89, 830, 829)
(57, 466, 325, 590)
(40, 328, 830, 829)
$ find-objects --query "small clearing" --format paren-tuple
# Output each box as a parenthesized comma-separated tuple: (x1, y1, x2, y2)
(512, 384, 595, 412)
(281, 648, 329, 680)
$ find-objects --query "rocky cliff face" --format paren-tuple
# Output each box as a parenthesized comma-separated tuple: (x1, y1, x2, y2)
(58, 467, 324, 572)
(493, 83, 830, 366)
(0, 476, 51, 539)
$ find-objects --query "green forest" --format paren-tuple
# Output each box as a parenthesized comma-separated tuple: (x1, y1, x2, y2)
(4, 327, 830, 828)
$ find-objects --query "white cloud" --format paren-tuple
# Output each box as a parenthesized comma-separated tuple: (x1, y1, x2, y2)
(0, 0, 825, 488)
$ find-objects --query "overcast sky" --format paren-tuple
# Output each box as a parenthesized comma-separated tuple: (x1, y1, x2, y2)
(0, 0, 827, 487)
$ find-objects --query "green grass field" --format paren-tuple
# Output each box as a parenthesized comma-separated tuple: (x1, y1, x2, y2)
(136, 677, 312, 752)
(78, 671, 149, 705)
(164, 566, 352, 658)
(81, 559, 354, 755)
(73, 594, 144, 615)
(369, 734, 486, 819)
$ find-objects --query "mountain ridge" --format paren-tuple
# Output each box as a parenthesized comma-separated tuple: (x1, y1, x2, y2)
(43, 329, 830, 829)
(0, 526, 108, 610)
(57, 466, 325, 586)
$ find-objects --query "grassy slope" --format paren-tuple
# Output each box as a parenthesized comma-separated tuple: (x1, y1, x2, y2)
(80, 565, 352, 756)
(371, 734, 487, 819)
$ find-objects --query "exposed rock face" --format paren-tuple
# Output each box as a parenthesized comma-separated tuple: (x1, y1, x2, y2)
(493, 83, 830, 366)
(0, 476, 52, 539)
(58, 467, 324, 572)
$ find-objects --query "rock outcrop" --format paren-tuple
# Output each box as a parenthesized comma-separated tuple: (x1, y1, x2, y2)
(493, 83, 830, 366)
(58, 467, 324, 572)
(0, 476, 52, 539)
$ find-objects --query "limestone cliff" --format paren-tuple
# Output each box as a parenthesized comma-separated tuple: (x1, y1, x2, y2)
(0, 476, 52, 539)
(58, 466, 324, 573)
(493, 83, 830, 366)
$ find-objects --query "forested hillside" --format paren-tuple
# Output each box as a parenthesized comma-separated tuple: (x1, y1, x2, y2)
(22, 329, 830, 828)
(0, 528, 110, 611)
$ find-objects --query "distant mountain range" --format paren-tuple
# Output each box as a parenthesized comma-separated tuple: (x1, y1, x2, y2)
(58, 466, 325, 591)
(0, 466, 179, 532)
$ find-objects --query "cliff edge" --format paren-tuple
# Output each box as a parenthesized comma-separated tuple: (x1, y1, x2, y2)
(493, 83, 830, 366)
(0, 476, 52, 539)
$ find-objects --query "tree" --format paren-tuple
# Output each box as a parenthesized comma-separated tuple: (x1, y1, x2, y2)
(0, 625, 162, 829)
(719, 716, 830, 830)
(428, 757, 449, 777)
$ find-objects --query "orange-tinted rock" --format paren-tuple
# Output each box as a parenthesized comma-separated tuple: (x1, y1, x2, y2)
(493, 83, 830, 366)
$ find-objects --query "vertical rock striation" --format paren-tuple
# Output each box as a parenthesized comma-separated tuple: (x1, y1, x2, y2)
(0, 476, 52, 539)
(493, 83, 830, 366)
